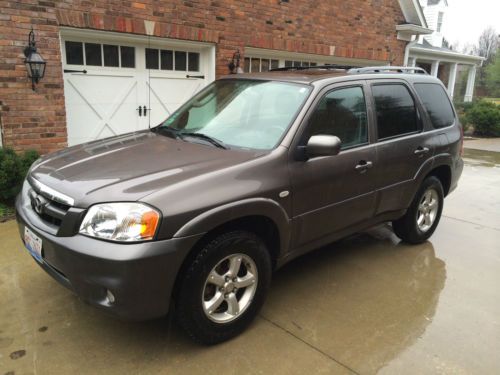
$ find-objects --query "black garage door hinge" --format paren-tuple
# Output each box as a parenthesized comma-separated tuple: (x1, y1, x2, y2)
(64, 69, 87, 74)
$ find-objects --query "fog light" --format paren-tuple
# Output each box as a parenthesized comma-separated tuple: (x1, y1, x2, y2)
(106, 289, 116, 304)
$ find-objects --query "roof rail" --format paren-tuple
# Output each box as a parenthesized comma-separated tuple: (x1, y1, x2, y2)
(270, 64, 360, 72)
(348, 66, 428, 75)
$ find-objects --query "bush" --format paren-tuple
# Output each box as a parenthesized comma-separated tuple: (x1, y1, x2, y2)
(0, 147, 39, 203)
(465, 100, 500, 137)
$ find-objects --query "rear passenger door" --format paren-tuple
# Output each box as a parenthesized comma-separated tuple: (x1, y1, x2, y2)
(368, 80, 436, 215)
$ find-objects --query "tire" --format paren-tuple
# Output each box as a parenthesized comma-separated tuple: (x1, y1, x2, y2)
(392, 176, 444, 244)
(175, 230, 272, 345)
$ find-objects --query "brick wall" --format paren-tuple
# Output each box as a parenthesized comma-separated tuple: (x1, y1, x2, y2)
(0, 0, 407, 153)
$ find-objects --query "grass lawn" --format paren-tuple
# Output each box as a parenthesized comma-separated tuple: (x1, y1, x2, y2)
(484, 98, 500, 105)
(0, 202, 15, 222)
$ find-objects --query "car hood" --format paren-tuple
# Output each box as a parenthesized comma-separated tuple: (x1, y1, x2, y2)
(30, 131, 266, 207)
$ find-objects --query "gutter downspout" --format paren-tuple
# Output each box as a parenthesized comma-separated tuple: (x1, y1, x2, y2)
(404, 38, 419, 66)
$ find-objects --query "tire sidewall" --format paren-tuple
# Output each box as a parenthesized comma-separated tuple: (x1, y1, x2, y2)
(410, 176, 444, 240)
(177, 231, 272, 343)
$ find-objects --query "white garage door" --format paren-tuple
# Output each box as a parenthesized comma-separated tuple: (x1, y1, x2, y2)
(61, 29, 215, 146)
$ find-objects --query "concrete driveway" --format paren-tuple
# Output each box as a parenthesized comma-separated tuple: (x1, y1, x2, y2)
(1, 148, 499, 374)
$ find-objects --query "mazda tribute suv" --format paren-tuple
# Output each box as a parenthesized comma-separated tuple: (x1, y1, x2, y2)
(16, 66, 463, 344)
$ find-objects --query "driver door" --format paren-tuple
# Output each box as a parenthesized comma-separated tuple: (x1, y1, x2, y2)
(289, 82, 378, 247)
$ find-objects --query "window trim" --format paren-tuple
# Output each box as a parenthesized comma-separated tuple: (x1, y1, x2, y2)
(370, 81, 423, 142)
(297, 83, 371, 152)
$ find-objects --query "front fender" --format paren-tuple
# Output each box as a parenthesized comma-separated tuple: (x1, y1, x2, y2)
(173, 198, 291, 255)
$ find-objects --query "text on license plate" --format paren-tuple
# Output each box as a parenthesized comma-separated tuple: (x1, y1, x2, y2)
(24, 226, 42, 262)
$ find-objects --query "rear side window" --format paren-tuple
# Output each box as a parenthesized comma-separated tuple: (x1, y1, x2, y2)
(372, 84, 419, 140)
(414, 83, 455, 128)
(306, 86, 368, 149)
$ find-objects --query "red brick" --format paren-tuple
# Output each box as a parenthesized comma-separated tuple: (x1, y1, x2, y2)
(0, 0, 406, 154)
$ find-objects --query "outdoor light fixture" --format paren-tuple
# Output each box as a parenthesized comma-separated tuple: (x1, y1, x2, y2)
(228, 49, 243, 74)
(23, 27, 46, 91)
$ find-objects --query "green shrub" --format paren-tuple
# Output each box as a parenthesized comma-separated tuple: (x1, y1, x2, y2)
(465, 100, 500, 137)
(0, 147, 39, 203)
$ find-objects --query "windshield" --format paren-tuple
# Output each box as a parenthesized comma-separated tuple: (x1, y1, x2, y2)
(157, 79, 311, 150)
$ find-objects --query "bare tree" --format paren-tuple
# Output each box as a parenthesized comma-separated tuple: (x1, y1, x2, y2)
(474, 27, 498, 66)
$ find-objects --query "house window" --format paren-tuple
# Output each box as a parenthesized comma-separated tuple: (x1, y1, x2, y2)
(65, 41, 136, 68)
(243, 57, 280, 72)
(437, 12, 444, 32)
(284, 60, 318, 68)
(145, 48, 200, 72)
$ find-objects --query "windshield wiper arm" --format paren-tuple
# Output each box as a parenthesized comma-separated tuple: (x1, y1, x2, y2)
(179, 132, 229, 149)
(151, 126, 182, 139)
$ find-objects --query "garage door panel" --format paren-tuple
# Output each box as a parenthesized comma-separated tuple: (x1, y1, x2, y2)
(62, 32, 213, 145)
(65, 75, 139, 145)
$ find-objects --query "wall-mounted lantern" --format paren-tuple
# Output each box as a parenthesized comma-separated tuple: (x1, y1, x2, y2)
(23, 27, 46, 91)
(228, 49, 244, 74)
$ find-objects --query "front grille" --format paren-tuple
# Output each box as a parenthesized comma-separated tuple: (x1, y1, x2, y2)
(28, 184, 71, 229)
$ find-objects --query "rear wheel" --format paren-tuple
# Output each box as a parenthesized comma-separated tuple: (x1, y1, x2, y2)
(393, 176, 444, 244)
(175, 230, 272, 344)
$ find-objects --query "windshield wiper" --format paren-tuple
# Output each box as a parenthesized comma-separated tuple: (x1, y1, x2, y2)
(151, 126, 182, 139)
(179, 132, 229, 149)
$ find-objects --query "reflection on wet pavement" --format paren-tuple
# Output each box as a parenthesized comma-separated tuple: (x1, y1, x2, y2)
(1, 149, 500, 374)
(264, 226, 446, 374)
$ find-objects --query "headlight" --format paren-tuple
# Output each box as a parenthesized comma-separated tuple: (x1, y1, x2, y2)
(79, 203, 160, 242)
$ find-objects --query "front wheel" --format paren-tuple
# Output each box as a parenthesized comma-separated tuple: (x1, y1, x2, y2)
(175, 231, 272, 344)
(392, 176, 444, 244)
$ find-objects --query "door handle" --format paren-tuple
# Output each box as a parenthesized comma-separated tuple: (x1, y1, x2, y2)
(355, 160, 373, 173)
(186, 74, 205, 79)
(414, 146, 430, 155)
(142, 105, 148, 116)
(137, 106, 142, 116)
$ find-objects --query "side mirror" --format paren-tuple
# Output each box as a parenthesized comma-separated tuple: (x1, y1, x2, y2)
(305, 135, 341, 158)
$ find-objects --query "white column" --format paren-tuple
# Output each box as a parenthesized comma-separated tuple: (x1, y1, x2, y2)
(408, 57, 417, 67)
(430, 60, 440, 77)
(464, 65, 477, 102)
(447, 63, 458, 99)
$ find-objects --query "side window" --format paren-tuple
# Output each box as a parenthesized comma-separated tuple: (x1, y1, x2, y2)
(307, 86, 368, 149)
(414, 83, 455, 128)
(372, 84, 419, 140)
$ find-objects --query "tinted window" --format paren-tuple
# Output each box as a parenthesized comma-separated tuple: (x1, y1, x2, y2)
(307, 86, 368, 149)
(188, 52, 200, 71)
(414, 83, 455, 128)
(161, 50, 173, 70)
(120, 46, 135, 68)
(145, 48, 159, 69)
(175, 51, 187, 71)
(65, 41, 83, 65)
(103, 44, 119, 67)
(85, 43, 102, 66)
(372, 84, 418, 139)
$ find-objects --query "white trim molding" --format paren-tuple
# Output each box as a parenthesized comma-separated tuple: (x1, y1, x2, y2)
(396, 24, 432, 41)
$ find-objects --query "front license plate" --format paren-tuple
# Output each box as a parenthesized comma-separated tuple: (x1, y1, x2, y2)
(24, 226, 42, 262)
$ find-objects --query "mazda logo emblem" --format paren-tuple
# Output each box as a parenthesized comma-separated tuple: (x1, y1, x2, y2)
(32, 195, 48, 215)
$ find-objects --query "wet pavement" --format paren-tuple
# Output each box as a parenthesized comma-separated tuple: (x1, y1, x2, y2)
(1, 150, 499, 374)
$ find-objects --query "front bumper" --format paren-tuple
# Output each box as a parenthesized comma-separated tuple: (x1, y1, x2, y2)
(16, 194, 203, 321)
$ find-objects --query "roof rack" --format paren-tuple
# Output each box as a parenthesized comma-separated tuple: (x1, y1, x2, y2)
(269, 64, 360, 72)
(348, 66, 428, 75)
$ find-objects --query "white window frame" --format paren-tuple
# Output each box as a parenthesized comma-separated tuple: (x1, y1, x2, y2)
(243, 47, 386, 72)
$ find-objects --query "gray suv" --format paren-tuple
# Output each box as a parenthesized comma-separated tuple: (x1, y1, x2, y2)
(16, 66, 463, 344)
